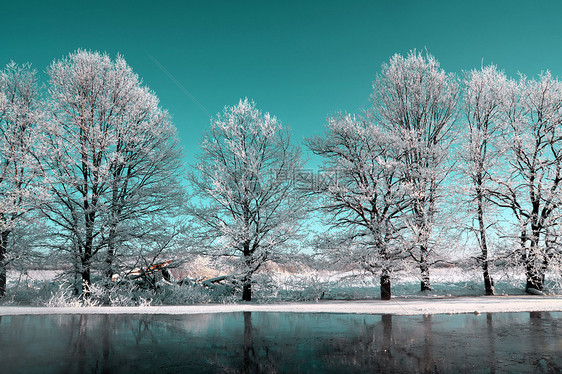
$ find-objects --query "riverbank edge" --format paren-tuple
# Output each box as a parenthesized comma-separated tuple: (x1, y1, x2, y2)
(1, 295, 561, 316)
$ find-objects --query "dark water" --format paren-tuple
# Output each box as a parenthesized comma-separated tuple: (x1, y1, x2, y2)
(0, 311, 561, 373)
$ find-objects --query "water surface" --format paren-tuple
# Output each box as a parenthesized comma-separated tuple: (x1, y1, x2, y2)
(0, 311, 560, 373)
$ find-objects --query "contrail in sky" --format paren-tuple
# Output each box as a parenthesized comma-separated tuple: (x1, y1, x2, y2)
(145, 51, 212, 118)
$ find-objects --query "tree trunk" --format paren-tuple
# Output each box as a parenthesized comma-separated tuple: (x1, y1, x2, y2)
(380, 270, 391, 300)
(242, 282, 252, 301)
(242, 239, 253, 302)
(73, 266, 80, 296)
(415, 199, 432, 292)
(0, 262, 5, 298)
(525, 272, 544, 292)
(482, 263, 494, 296)
(524, 241, 545, 293)
(107, 176, 122, 284)
(0, 253, 6, 298)
(105, 230, 116, 283)
(420, 267, 431, 291)
(0, 233, 7, 298)
(81, 268, 91, 297)
(81, 208, 96, 298)
(420, 247, 431, 291)
(476, 187, 494, 295)
(0, 230, 11, 298)
(81, 247, 92, 298)
(525, 260, 544, 292)
(72, 242, 81, 296)
(102, 241, 115, 305)
(242, 281, 252, 302)
(477, 198, 493, 298)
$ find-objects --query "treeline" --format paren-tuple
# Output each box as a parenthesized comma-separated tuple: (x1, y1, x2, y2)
(1, 49, 561, 303)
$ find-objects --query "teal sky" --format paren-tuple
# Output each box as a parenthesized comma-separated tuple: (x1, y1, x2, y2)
(2, 0, 562, 167)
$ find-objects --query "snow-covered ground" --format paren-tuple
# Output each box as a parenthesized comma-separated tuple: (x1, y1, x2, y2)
(4, 264, 561, 310)
(8, 262, 561, 300)
(268, 265, 562, 300)
(1, 295, 561, 316)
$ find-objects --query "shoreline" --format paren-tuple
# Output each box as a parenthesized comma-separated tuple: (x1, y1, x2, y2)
(1, 295, 561, 316)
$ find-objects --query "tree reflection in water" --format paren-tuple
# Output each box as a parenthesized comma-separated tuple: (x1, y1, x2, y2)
(487, 313, 497, 374)
(243, 311, 254, 373)
(0, 311, 560, 373)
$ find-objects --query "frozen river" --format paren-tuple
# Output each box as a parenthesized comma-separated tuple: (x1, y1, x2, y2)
(0, 311, 561, 373)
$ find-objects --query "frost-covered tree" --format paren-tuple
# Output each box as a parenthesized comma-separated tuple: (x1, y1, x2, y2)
(307, 113, 409, 299)
(371, 50, 459, 291)
(460, 65, 508, 295)
(491, 72, 562, 293)
(0, 62, 43, 297)
(39, 50, 185, 296)
(188, 99, 307, 301)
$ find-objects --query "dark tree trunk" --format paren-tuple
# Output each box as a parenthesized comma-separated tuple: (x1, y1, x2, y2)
(420, 269, 431, 291)
(523, 211, 547, 293)
(480, 237, 495, 295)
(73, 265, 80, 296)
(81, 207, 96, 298)
(104, 210, 120, 304)
(107, 176, 123, 285)
(380, 271, 391, 300)
(242, 281, 252, 302)
(242, 238, 253, 302)
(524, 240, 545, 293)
(102, 242, 115, 305)
(482, 263, 494, 296)
(420, 248, 431, 291)
(81, 268, 91, 298)
(81, 169, 98, 298)
(0, 261, 6, 298)
(413, 193, 433, 292)
(0, 264, 5, 298)
(525, 261, 544, 292)
(81, 247, 92, 298)
(0, 230, 11, 298)
(105, 239, 115, 282)
(476, 186, 494, 295)
(525, 276, 544, 292)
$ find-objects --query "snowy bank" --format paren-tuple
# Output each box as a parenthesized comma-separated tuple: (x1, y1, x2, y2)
(1, 296, 561, 316)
